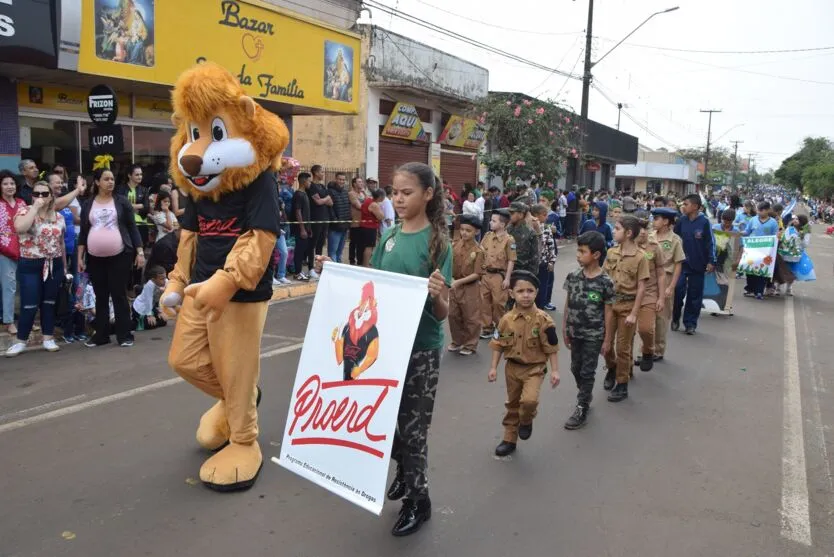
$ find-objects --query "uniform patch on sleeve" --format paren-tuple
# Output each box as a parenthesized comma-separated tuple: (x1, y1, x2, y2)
(545, 326, 558, 346)
(510, 243, 517, 250)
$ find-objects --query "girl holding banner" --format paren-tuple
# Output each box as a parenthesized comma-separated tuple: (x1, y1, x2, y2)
(740, 201, 779, 300)
(317, 162, 452, 537)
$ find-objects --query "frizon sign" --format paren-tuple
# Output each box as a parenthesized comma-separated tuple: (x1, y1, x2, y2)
(87, 84, 119, 126)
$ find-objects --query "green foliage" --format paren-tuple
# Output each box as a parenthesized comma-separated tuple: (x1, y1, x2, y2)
(775, 137, 834, 191)
(801, 162, 834, 199)
(679, 146, 734, 173)
(474, 93, 580, 185)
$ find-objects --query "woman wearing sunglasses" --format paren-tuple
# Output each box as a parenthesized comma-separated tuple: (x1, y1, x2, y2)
(5, 181, 67, 356)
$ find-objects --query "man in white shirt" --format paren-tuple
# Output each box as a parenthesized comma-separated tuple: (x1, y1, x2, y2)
(558, 190, 568, 237)
(380, 185, 395, 234)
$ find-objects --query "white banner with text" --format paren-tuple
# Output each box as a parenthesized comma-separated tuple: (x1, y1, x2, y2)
(274, 262, 428, 515)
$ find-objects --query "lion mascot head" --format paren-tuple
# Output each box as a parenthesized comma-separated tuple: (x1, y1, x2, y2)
(169, 62, 290, 201)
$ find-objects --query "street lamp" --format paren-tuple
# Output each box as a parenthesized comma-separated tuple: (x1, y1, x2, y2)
(575, 2, 679, 190)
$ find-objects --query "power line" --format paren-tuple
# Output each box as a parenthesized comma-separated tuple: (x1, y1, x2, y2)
(594, 39, 834, 55)
(591, 84, 679, 149)
(415, 0, 585, 36)
(530, 36, 582, 97)
(362, 0, 582, 80)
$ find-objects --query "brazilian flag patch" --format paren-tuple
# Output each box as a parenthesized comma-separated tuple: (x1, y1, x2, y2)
(661, 240, 672, 251)
(588, 290, 602, 302)
(645, 251, 655, 260)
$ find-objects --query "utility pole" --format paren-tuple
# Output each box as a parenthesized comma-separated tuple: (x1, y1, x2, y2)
(730, 140, 743, 189)
(577, 0, 595, 191)
(700, 109, 722, 189)
(746, 154, 755, 188)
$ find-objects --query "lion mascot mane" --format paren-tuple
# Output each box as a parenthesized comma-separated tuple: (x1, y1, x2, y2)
(160, 62, 289, 491)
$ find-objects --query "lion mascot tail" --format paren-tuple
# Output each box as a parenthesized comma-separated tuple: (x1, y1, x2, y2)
(161, 62, 288, 491)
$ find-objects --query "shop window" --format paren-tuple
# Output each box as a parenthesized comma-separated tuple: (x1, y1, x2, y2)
(134, 126, 174, 185)
(19, 117, 80, 176)
(81, 122, 133, 183)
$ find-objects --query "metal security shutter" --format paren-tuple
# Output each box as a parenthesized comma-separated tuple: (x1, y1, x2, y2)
(378, 136, 430, 187)
(440, 149, 478, 198)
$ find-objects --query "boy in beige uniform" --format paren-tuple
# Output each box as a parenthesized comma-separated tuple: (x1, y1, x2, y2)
(449, 214, 486, 356)
(650, 208, 685, 361)
(603, 216, 650, 402)
(479, 210, 516, 338)
(488, 271, 560, 457)
(634, 218, 666, 372)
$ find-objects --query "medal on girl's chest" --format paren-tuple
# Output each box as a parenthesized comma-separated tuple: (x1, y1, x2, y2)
(385, 236, 396, 252)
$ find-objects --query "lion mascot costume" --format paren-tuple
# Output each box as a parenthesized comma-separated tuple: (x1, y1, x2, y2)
(160, 62, 289, 491)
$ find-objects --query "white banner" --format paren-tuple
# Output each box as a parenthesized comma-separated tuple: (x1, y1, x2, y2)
(738, 235, 778, 279)
(273, 262, 428, 515)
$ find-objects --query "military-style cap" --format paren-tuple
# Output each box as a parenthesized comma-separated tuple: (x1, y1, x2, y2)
(459, 214, 482, 230)
(495, 208, 510, 218)
(508, 201, 529, 213)
(510, 269, 539, 289)
(651, 207, 679, 219)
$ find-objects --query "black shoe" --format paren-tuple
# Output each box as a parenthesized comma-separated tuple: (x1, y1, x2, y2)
(603, 369, 615, 391)
(387, 472, 406, 501)
(685, 327, 695, 335)
(518, 422, 533, 440)
(256, 386, 262, 407)
(633, 356, 641, 366)
(653, 355, 664, 362)
(494, 441, 517, 456)
(671, 320, 680, 332)
(639, 355, 654, 372)
(391, 498, 431, 537)
(564, 405, 588, 430)
(607, 382, 629, 403)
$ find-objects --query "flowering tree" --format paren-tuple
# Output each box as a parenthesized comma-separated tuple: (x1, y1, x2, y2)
(473, 93, 581, 186)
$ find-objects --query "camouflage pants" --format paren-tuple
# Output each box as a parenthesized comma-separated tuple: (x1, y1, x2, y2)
(391, 348, 441, 502)
(569, 337, 602, 406)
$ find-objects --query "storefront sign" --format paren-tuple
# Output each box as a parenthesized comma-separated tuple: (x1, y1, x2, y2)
(78, 0, 360, 114)
(0, 0, 58, 68)
(585, 161, 602, 172)
(275, 263, 428, 515)
(88, 125, 124, 157)
(438, 115, 487, 150)
(381, 103, 427, 142)
(87, 84, 119, 126)
(17, 83, 130, 116)
(134, 97, 173, 121)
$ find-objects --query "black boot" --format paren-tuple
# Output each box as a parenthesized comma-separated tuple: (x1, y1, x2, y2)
(607, 382, 629, 402)
(391, 498, 431, 537)
(639, 354, 654, 372)
(518, 422, 533, 440)
(387, 469, 406, 501)
(564, 405, 588, 430)
(494, 441, 517, 456)
(256, 386, 262, 406)
(603, 369, 616, 391)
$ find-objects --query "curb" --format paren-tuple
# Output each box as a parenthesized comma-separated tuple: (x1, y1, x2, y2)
(0, 282, 320, 353)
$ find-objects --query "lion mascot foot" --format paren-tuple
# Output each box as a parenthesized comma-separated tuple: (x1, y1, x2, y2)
(200, 441, 263, 492)
(195, 388, 262, 451)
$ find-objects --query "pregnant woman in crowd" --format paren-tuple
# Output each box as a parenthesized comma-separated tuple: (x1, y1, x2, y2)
(77, 168, 145, 348)
(5, 181, 67, 357)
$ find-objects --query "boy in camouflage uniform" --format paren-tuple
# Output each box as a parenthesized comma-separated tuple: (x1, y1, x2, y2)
(507, 201, 539, 275)
(562, 231, 615, 429)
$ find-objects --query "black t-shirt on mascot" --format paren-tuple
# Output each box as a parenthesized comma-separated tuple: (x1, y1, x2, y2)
(181, 171, 281, 303)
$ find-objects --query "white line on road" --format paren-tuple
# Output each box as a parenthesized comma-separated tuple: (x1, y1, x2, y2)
(780, 295, 812, 546)
(0, 342, 303, 436)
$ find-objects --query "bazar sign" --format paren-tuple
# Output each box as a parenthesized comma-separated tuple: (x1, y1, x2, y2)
(78, 0, 360, 114)
(438, 115, 487, 150)
(381, 103, 428, 142)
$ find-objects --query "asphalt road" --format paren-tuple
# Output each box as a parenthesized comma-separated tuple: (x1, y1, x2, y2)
(2, 227, 834, 557)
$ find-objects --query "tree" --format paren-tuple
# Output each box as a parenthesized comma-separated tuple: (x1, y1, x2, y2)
(801, 163, 834, 199)
(774, 137, 834, 190)
(678, 146, 734, 173)
(474, 93, 580, 185)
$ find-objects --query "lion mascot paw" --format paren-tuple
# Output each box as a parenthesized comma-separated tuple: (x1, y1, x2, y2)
(163, 62, 289, 491)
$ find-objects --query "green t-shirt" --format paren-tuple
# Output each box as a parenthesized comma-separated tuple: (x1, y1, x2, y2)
(371, 225, 453, 351)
